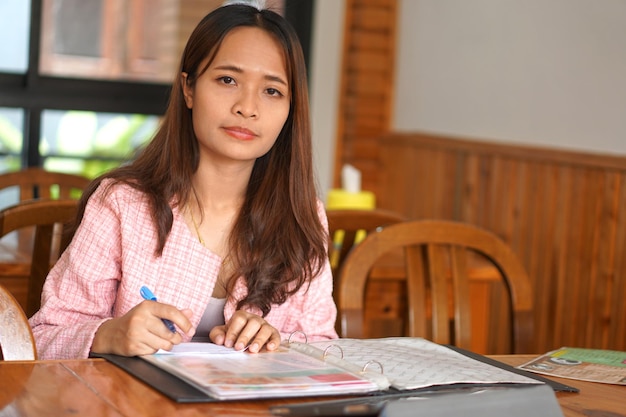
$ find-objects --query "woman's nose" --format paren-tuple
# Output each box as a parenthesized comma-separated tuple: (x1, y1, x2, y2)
(232, 89, 258, 118)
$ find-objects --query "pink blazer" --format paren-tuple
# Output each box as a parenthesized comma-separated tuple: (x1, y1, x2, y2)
(29, 181, 338, 359)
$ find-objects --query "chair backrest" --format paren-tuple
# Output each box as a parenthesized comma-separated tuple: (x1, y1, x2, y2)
(0, 167, 90, 202)
(0, 199, 78, 317)
(0, 283, 37, 360)
(337, 220, 534, 353)
(326, 209, 407, 277)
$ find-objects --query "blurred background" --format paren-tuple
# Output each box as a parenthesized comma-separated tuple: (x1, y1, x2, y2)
(2, 0, 625, 202)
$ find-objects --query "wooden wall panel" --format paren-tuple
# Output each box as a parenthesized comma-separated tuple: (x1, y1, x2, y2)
(378, 132, 626, 352)
(610, 178, 626, 348)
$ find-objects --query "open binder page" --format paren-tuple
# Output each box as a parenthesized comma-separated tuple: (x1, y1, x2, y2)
(304, 337, 541, 391)
(140, 342, 381, 400)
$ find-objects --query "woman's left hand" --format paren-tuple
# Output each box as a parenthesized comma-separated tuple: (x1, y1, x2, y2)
(209, 310, 280, 353)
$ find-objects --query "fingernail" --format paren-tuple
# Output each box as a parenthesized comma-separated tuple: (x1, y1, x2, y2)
(250, 343, 259, 352)
(235, 341, 245, 350)
(267, 342, 275, 350)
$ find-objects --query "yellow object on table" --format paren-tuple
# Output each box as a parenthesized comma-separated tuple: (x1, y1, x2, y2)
(326, 189, 375, 210)
(326, 189, 376, 268)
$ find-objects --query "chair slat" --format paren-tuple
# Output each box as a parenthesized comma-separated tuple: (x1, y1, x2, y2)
(450, 245, 472, 349)
(428, 244, 451, 345)
(405, 245, 427, 337)
(29, 224, 55, 317)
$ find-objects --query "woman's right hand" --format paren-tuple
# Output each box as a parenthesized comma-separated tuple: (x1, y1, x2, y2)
(90, 301, 195, 356)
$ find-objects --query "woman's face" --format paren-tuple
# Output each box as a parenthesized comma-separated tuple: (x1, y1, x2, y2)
(182, 26, 290, 169)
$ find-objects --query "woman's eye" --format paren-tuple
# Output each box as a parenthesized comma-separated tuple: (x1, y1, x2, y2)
(266, 88, 283, 97)
(219, 76, 235, 85)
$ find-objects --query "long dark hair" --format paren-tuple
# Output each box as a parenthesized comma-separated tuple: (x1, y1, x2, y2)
(74, 4, 327, 315)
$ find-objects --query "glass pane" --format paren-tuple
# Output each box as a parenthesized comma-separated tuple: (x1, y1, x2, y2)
(53, 0, 103, 57)
(39, 0, 285, 83)
(0, 108, 24, 172)
(41, 109, 159, 178)
(0, 1, 31, 73)
(0, 108, 24, 208)
(40, 0, 183, 83)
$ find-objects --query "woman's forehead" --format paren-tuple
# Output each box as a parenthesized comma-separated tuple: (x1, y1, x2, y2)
(205, 27, 289, 83)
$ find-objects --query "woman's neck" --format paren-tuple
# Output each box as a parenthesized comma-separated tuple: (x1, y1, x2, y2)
(184, 161, 248, 261)
(191, 160, 251, 209)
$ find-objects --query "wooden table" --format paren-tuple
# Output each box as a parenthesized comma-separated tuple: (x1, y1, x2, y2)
(0, 355, 623, 416)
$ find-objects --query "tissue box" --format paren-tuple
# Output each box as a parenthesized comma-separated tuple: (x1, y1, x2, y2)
(326, 189, 376, 210)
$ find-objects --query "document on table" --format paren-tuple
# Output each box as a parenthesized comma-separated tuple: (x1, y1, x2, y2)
(306, 337, 540, 391)
(142, 342, 383, 400)
(140, 337, 541, 401)
(518, 347, 626, 385)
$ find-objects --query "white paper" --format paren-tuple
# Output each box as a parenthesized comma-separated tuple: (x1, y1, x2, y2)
(155, 342, 245, 355)
(308, 337, 540, 390)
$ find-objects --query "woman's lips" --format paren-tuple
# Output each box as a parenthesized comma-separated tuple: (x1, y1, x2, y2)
(223, 126, 257, 141)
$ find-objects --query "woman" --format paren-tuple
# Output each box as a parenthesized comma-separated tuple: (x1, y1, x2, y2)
(29, 3, 338, 360)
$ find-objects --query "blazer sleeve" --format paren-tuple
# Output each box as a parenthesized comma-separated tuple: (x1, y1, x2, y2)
(29, 184, 123, 359)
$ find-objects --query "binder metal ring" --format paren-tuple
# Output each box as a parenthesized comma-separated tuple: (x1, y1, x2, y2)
(362, 360, 384, 374)
(287, 330, 308, 344)
(322, 344, 344, 359)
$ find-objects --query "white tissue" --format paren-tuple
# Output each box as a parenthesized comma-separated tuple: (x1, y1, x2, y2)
(341, 164, 361, 193)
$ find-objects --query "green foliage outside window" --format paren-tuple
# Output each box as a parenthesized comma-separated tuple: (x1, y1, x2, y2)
(0, 111, 157, 178)
(0, 115, 22, 172)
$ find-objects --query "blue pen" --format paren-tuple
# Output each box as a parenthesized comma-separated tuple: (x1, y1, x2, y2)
(140, 285, 177, 333)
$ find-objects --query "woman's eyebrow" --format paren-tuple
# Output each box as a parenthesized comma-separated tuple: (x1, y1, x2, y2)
(213, 64, 287, 86)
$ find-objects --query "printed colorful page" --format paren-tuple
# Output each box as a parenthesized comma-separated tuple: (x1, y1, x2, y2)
(141, 343, 381, 400)
(518, 347, 626, 385)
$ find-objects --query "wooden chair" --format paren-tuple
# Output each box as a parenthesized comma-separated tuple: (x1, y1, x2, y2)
(326, 209, 407, 278)
(0, 167, 90, 202)
(326, 209, 407, 335)
(0, 283, 37, 360)
(0, 199, 78, 317)
(337, 219, 534, 354)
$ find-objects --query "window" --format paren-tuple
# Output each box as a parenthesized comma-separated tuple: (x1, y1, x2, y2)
(0, 2, 30, 73)
(39, 0, 181, 82)
(0, 0, 310, 179)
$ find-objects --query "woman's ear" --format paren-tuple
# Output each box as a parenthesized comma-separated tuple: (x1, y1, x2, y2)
(181, 72, 193, 109)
